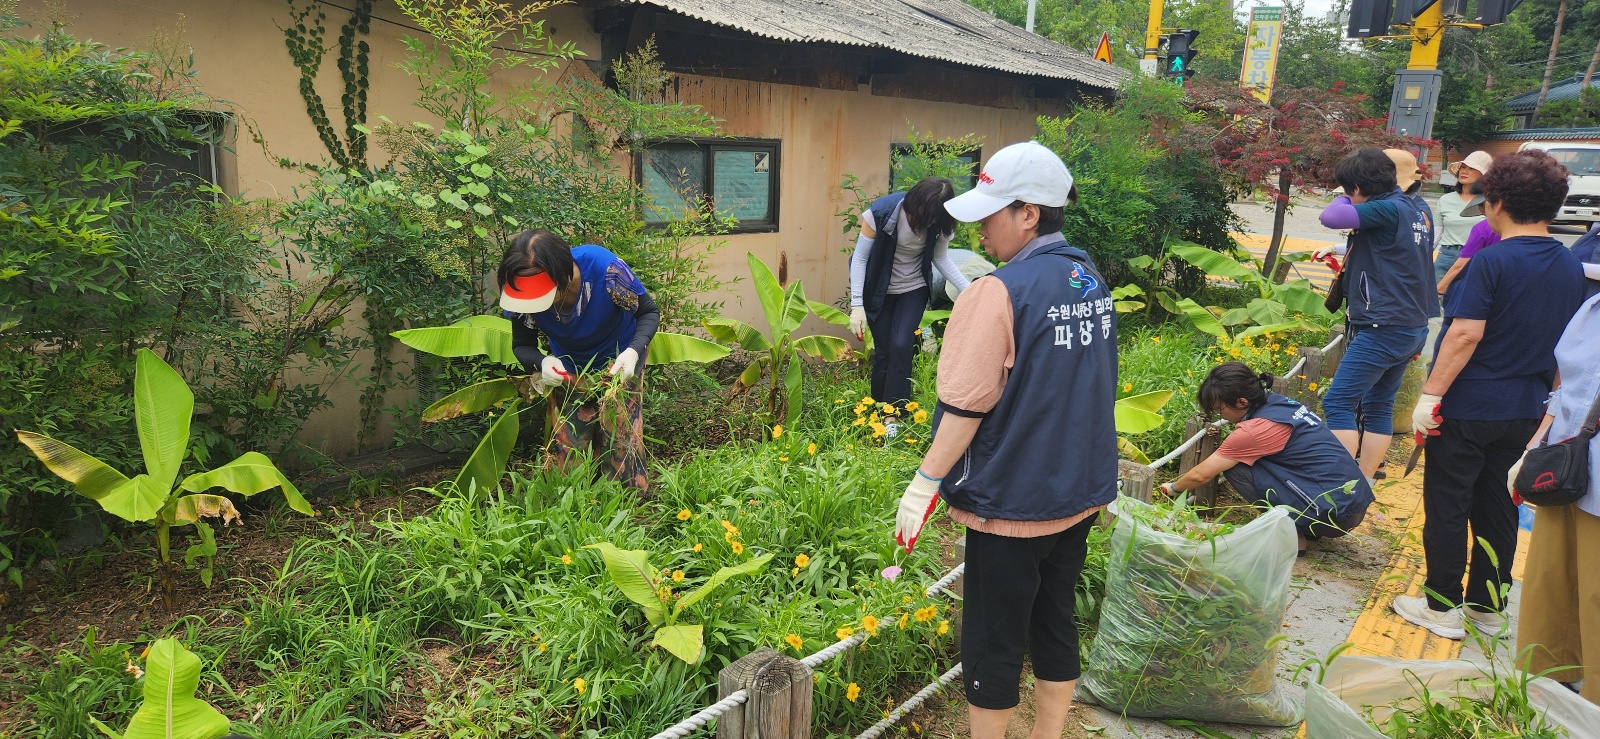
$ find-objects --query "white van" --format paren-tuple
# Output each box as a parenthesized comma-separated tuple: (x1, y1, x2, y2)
(1517, 142, 1600, 224)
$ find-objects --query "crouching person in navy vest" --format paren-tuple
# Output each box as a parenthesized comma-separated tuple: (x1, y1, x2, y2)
(892, 142, 1116, 738)
(1160, 362, 1374, 555)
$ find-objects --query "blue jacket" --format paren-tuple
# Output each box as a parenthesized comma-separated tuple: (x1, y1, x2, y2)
(862, 192, 936, 314)
(939, 239, 1118, 521)
(1345, 189, 1438, 328)
(1244, 393, 1374, 532)
(521, 245, 638, 371)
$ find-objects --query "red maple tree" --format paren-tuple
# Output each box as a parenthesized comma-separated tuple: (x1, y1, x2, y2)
(1174, 81, 1432, 278)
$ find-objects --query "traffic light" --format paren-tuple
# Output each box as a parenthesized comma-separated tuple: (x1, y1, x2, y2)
(1346, 0, 1393, 38)
(1162, 30, 1198, 85)
(1472, 0, 1524, 25)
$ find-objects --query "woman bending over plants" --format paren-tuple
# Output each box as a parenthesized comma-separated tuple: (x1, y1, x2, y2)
(1161, 362, 1374, 555)
(499, 229, 659, 491)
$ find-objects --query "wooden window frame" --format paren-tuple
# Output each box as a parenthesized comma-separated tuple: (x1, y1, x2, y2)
(636, 138, 782, 234)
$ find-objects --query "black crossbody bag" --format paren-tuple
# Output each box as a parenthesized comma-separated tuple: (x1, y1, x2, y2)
(1514, 388, 1600, 507)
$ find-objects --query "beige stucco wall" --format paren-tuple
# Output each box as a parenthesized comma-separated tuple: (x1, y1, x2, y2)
(18, 0, 1072, 456)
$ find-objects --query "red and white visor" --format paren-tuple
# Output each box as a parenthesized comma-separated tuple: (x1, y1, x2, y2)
(500, 272, 557, 314)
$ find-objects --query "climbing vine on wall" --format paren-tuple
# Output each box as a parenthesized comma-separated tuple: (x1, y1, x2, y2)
(282, 0, 372, 170)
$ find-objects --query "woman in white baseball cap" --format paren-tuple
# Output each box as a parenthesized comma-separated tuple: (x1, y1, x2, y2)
(497, 228, 659, 491)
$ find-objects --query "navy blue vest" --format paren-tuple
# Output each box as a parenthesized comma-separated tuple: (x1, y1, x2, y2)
(1244, 393, 1374, 525)
(862, 192, 936, 315)
(1344, 189, 1438, 328)
(940, 240, 1118, 521)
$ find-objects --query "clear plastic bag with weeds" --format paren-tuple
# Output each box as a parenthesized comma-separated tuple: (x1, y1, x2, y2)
(1305, 654, 1600, 739)
(1079, 496, 1302, 726)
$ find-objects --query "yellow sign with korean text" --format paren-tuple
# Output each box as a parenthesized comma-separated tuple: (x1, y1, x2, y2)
(1239, 6, 1284, 103)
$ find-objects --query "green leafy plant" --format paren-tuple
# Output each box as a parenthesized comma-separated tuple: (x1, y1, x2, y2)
(1116, 240, 1336, 339)
(88, 638, 230, 739)
(704, 253, 853, 432)
(16, 350, 312, 600)
(1114, 389, 1176, 464)
(585, 542, 773, 664)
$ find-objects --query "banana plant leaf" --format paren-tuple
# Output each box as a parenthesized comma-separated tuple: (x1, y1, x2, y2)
(1118, 436, 1152, 465)
(747, 253, 794, 341)
(1175, 298, 1228, 339)
(89, 638, 230, 739)
(1239, 321, 1310, 339)
(1246, 298, 1288, 327)
(1272, 282, 1336, 321)
(392, 315, 518, 367)
(134, 349, 192, 492)
(783, 355, 803, 429)
(704, 318, 773, 352)
(649, 332, 732, 364)
(1170, 242, 1256, 284)
(1115, 390, 1174, 435)
(452, 399, 520, 497)
(422, 378, 520, 423)
(674, 552, 773, 616)
(919, 310, 951, 329)
(652, 623, 704, 664)
(777, 280, 811, 337)
(584, 542, 666, 626)
(731, 356, 768, 396)
(793, 335, 852, 361)
(178, 452, 312, 516)
(14, 431, 128, 501)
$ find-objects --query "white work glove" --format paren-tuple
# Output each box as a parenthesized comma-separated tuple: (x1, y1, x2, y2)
(608, 348, 639, 380)
(539, 355, 572, 390)
(1507, 451, 1527, 496)
(849, 307, 868, 342)
(1411, 393, 1443, 439)
(894, 471, 942, 553)
(1158, 482, 1177, 497)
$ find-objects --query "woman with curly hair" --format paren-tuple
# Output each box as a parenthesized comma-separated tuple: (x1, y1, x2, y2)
(1395, 150, 1588, 639)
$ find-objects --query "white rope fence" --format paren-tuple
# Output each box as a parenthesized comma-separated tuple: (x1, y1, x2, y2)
(651, 329, 1345, 739)
(854, 663, 966, 739)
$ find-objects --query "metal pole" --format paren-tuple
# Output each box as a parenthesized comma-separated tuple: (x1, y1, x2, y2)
(1141, 0, 1164, 75)
(1026, 0, 1037, 32)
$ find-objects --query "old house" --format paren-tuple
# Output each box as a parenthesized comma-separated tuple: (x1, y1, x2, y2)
(14, 0, 1121, 453)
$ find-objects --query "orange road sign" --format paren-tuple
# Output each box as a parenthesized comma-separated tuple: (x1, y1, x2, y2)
(1094, 32, 1113, 64)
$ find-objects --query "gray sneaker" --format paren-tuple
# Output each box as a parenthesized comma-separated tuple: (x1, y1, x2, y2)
(1392, 595, 1467, 640)
(1465, 608, 1511, 639)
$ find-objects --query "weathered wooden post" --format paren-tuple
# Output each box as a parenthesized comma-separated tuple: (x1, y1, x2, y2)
(1322, 325, 1346, 378)
(716, 647, 813, 738)
(1177, 415, 1221, 505)
(1117, 459, 1156, 503)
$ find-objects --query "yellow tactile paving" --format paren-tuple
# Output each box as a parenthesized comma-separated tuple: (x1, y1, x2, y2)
(1344, 446, 1534, 660)
(1230, 233, 1342, 291)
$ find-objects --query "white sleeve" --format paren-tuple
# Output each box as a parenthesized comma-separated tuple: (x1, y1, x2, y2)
(850, 231, 873, 309)
(930, 235, 970, 293)
(1584, 262, 1600, 282)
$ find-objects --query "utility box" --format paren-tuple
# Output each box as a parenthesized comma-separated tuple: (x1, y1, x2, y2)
(1388, 69, 1442, 139)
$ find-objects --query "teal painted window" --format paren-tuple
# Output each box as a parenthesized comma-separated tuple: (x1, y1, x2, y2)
(637, 140, 780, 232)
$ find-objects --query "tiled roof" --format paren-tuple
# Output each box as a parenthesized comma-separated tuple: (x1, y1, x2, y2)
(623, 0, 1125, 90)
(1487, 127, 1600, 141)
(1507, 74, 1596, 114)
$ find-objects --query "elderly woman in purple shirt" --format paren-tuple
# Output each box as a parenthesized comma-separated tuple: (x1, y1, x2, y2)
(1435, 219, 1501, 301)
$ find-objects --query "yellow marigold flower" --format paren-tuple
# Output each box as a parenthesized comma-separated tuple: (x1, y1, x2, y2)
(672, 570, 684, 582)
(862, 396, 874, 403)
(846, 682, 861, 702)
(936, 619, 949, 636)
(881, 403, 895, 415)
(904, 436, 916, 445)
(785, 633, 804, 651)
(724, 531, 735, 543)
(677, 509, 692, 521)
(913, 409, 929, 424)
(1229, 348, 1242, 358)
(914, 605, 936, 622)
(1309, 381, 1319, 392)
(868, 412, 880, 423)
(1151, 335, 1161, 342)
(795, 553, 810, 568)
(903, 595, 913, 603)
(792, 567, 800, 577)
(853, 417, 866, 427)
(871, 422, 887, 438)
(835, 399, 844, 404)
(721, 519, 737, 532)
(779, 456, 789, 462)
(836, 626, 855, 640)
(693, 542, 703, 552)
(771, 424, 784, 439)
(807, 443, 818, 455)
(538, 642, 547, 652)
(573, 677, 586, 694)
(1124, 382, 1133, 393)
(731, 541, 745, 555)
(561, 554, 573, 565)
(862, 615, 879, 634)
(898, 613, 910, 629)
(905, 401, 920, 411)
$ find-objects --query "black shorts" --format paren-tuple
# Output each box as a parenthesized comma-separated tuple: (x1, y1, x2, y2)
(961, 513, 1098, 710)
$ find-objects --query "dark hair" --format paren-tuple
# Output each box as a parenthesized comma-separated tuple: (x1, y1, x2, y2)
(1197, 362, 1274, 416)
(1403, 178, 1422, 196)
(1334, 148, 1398, 199)
(903, 177, 957, 237)
(497, 228, 576, 293)
(1475, 150, 1570, 225)
(1007, 201, 1065, 235)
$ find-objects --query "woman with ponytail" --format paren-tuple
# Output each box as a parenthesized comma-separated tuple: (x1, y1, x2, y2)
(1160, 362, 1374, 553)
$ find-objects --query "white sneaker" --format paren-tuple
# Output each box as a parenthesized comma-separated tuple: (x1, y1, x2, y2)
(1392, 595, 1467, 640)
(883, 421, 900, 441)
(1465, 608, 1511, 639)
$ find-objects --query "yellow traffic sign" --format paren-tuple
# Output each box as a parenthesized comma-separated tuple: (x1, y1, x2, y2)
(1094, 32, 1113, 64)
